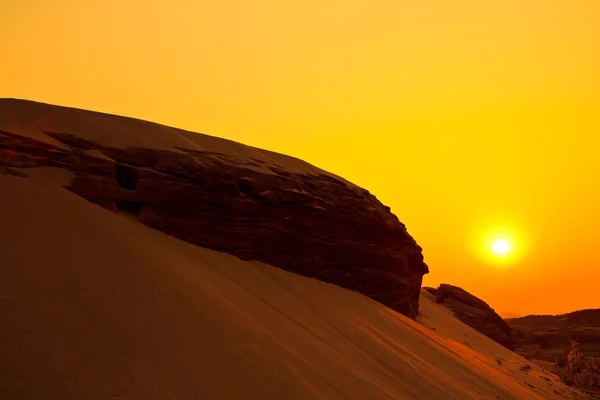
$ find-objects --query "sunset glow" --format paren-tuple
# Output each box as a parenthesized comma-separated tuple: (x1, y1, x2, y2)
(492, 239, 511, 256)
(1, 0, 599, 315)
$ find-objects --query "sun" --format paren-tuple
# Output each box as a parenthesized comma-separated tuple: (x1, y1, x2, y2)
(470, 221, 527, 267)
(492, 239, 512, 256)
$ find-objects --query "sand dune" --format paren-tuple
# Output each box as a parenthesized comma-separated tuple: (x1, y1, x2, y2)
(0, 169, 586, 399)
(0, 98, 345, 180)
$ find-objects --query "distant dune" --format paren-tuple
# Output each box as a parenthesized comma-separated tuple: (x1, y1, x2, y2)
(0, 99, 590, 399)
(501, 312, 523, 319)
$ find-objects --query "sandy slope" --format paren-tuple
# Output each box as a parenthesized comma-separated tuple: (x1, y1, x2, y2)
(0, 98, 346, 180)
(0, 169, 586, 400)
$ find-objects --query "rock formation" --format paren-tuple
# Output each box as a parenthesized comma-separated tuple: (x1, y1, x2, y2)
(0, 98, 429, 317)
(427, 284, 513, 349)
(507, 309, 600, 361)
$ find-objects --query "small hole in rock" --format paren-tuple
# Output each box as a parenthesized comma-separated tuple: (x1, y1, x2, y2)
(238, 179, 255, 196)
(115, 164, 139, 190)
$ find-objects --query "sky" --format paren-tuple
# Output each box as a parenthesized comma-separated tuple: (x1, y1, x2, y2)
(2, 0, 599, 316)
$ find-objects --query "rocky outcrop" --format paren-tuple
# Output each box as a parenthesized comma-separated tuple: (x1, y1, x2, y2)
(0, 99, 429, 317)
(507, 309, 600, 361)
(428, 284, 513, 349)
(507, 310, 600, 392)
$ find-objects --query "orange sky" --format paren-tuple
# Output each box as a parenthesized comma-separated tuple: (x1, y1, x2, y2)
(2, 0, 599, 316)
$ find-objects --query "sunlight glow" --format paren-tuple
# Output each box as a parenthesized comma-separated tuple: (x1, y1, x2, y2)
(492, 239, 511, 255)
(468, 219, 529, 269)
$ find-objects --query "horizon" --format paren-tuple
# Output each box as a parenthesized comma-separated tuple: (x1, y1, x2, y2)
(2, 0, 599, 316)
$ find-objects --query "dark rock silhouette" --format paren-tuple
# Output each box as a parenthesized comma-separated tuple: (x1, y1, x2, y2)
(422, 286, 437, 296)
(0, 99, 429, 318)
(427, 284, 514, 349)
(427, 282, 600, 362)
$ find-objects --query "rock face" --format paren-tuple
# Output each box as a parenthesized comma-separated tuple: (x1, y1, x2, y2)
(428, 284, 513, 349)
(507, 310, 600, 391)
(0, 99, 429, 317)
(507, 309, 600, 361)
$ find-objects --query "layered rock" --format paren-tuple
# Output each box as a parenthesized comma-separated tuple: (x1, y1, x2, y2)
(0, 99, 428, 317)
(427, 284, 513, 349)
(507, 310, 600, 391)
(507, 309, 600, 361)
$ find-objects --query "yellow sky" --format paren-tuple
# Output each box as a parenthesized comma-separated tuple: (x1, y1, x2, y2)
(2, 0, 599, 315)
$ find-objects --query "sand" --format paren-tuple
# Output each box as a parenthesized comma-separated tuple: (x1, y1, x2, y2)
(0, 168, 587, 400)
(0, 98, 348, 181)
